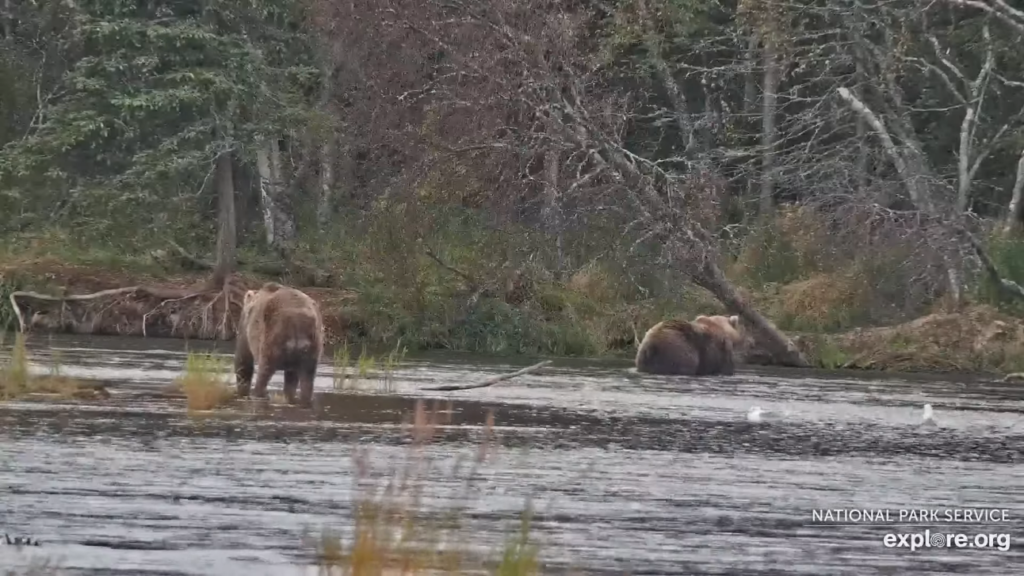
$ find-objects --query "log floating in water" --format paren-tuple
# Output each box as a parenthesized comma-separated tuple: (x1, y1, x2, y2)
(423, 360, 553, 391)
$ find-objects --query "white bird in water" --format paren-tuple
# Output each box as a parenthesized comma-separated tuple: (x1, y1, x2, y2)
(921, 403, 938, 427)
(747, 406, 768, 423)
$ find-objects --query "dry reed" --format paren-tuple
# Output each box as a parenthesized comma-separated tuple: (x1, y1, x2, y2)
(308, 399, 541, 575)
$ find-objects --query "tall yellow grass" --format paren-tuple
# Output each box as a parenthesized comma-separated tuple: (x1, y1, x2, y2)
(309, 400, 540, 575)
(0, 332, 84, 400)
(172, 351, 236, 411)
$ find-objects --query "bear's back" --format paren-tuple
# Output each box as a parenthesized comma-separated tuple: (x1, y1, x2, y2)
(242, 285, 321, 356)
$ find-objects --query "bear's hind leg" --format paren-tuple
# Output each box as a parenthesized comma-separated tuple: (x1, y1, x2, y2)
(252, 363, 276, 400)
(234, 346, 255, 399)
(297, 363, 317, 408)
(719, 341, 736, 376)
(283, 370, 299, 405)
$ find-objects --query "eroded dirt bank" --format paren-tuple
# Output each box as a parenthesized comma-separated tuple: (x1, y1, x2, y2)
(5, 259, 1024, 375)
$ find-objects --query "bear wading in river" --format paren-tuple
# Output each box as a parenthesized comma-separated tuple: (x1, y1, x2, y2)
(635, 315, 744, 376)
(235, 282, 324, 407)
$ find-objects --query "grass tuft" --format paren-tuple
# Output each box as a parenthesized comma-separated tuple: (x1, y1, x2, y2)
(0, 332, 88, 401)
(332, 340, 408, 393)
(172, 351, 236, 411)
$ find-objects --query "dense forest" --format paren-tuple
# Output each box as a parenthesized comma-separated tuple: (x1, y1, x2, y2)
(2, 0, 1024, 365)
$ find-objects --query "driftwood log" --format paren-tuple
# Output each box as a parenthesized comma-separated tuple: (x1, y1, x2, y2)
(423, 360, 553, 391)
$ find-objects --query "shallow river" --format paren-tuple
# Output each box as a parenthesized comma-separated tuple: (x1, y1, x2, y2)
(1, 334, 1023, 575)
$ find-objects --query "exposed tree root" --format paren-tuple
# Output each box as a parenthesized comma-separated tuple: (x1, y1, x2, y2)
(9, 279, 248, 340)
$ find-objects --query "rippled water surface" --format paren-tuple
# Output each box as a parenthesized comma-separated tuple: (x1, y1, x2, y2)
(2, 334, 1024, 575)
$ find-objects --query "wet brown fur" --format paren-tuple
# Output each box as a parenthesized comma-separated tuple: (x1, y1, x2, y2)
(635, 315, 742, 376)
(235, 282, 324, 407)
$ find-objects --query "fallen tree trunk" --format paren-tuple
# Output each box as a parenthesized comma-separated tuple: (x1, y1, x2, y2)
(9, 281, 246, 340)
(692, 258, 810, 368)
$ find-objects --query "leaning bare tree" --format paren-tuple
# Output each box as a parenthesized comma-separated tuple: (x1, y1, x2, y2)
(375, 0, 809, 366)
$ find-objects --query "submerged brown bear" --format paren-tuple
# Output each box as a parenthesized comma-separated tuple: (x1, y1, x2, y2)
(635, 315, 744, 376)
(235, 282, 325, 407)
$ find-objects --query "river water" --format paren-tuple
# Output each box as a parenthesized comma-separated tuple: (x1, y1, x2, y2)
(1, 334, 1023, 575)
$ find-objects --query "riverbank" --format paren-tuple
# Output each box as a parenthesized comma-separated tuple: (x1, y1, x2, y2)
(0, 246, 712, 358)
(3, 248, 1024, 376)
(788, 304, 1024, 374)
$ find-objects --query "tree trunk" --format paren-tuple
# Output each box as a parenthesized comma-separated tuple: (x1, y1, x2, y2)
(758, 37, 780, 219)
(317, 137, 334, 232)
(255, 145, 276, 247)
(854, 60, 869, 195)
(544, 146, 564, 276)
(742, 34, 759, 220)
(255, 139, 295, 254)
(1003, 149, 1024, 235)
(315, 55, 338, 235)
(210, 151, 237, 288)
(268, 139, 294, 247)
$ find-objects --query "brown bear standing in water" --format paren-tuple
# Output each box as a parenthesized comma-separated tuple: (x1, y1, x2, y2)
(235, 282, 324, 407)
(635, 315, 744, 376)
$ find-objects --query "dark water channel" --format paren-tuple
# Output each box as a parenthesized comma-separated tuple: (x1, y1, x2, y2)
(2, 334, 1024, 575)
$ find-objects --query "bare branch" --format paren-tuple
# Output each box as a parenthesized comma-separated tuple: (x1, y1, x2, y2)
(942, 0, 1024, 35)
(836, 86, 932, 212)
(955, 24, 995, 212)
(1003, 149, 1024, 233)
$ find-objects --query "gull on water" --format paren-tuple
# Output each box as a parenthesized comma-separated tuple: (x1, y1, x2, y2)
(920, 403, 938, 427)
(747, 406, 770, 423)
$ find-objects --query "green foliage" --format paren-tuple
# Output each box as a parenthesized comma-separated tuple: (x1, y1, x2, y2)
(731, 224, 805, 289)
(0, 50, 35, 148)
(303, 204, 692, 357)
(797, 334, 851, 369)
(977, 232, 1024, 315)
(0, 228, 166, 275)
(0, 0, 318, 236)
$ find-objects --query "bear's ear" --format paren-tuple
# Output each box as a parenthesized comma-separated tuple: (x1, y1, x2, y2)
(728, 315, 740, 328)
